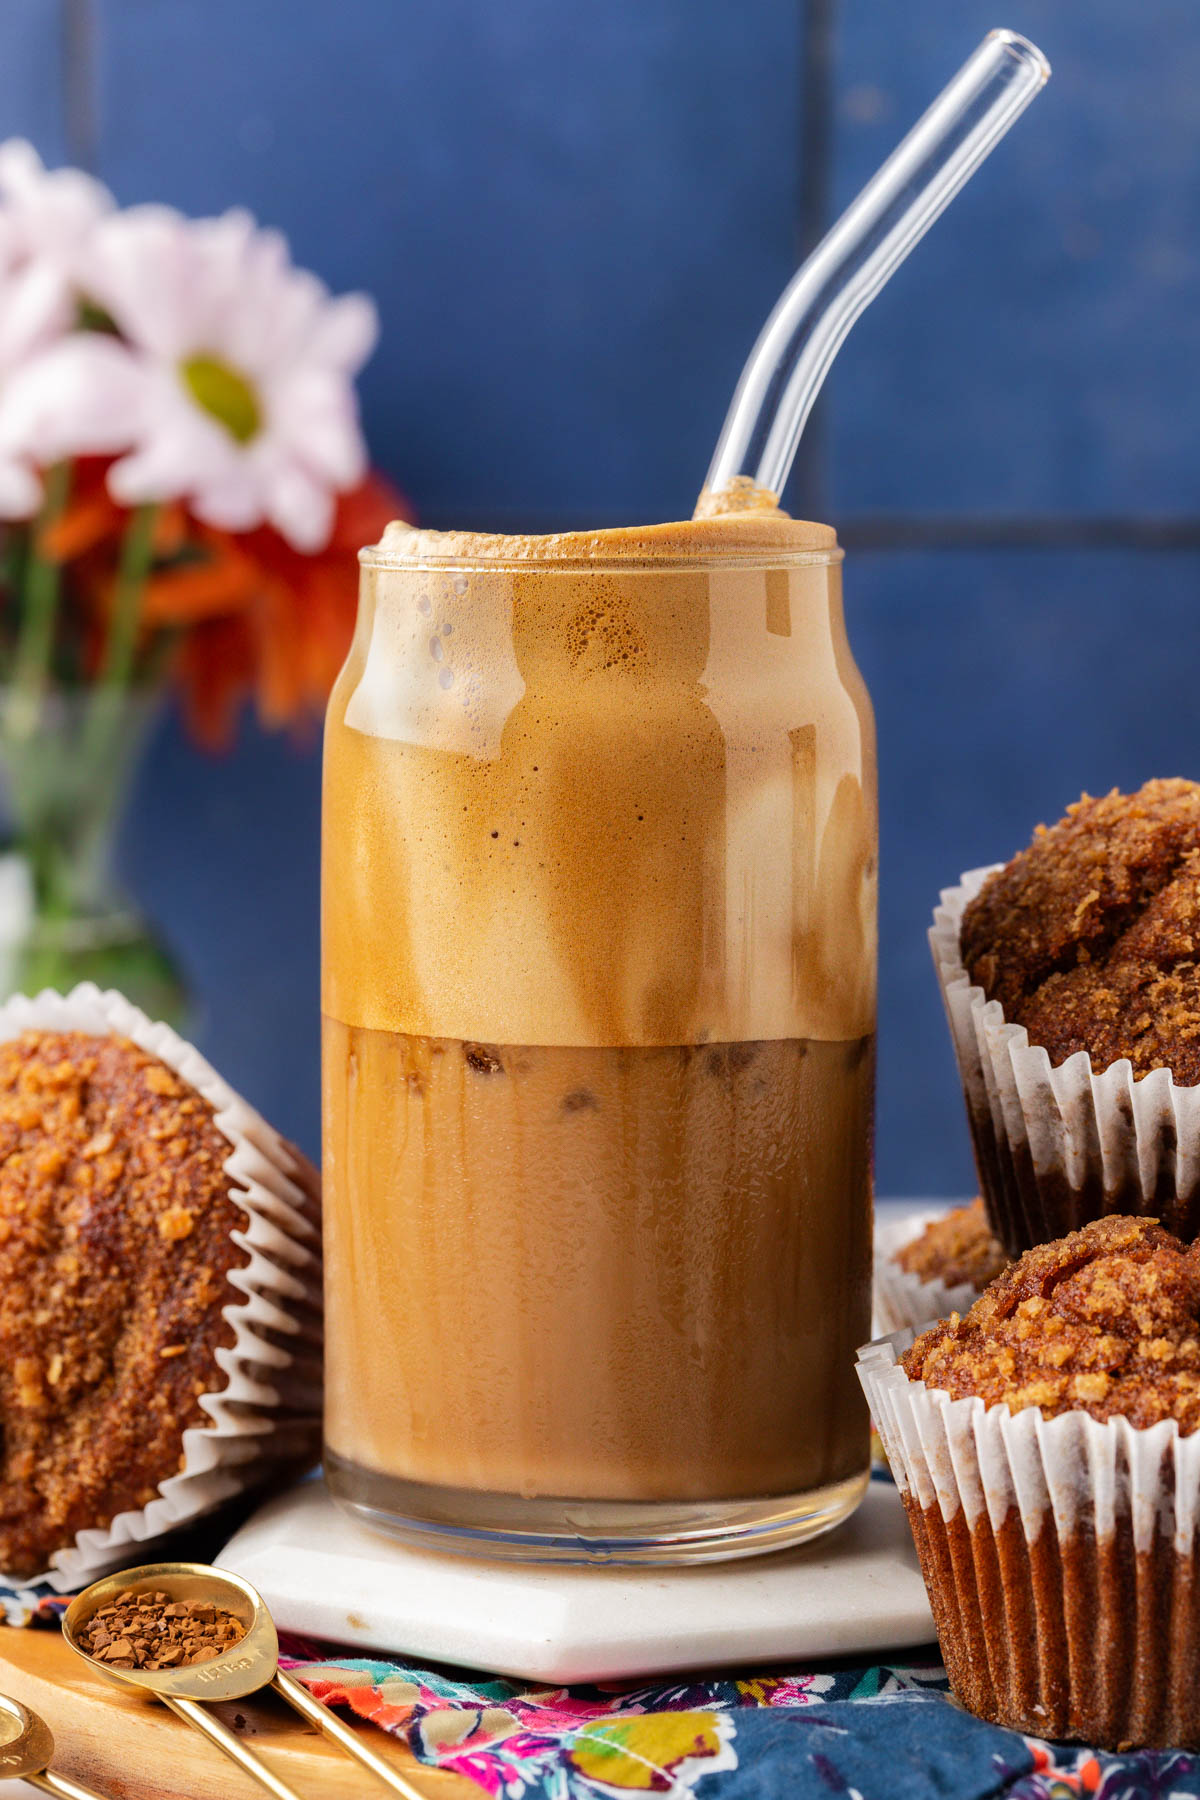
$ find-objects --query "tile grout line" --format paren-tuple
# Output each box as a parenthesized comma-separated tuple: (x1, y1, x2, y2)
(796, 0, 837, 263)
(788, 0, 837, 522)
(61, 0, 98, 173)
(839, 516, 1200, 551)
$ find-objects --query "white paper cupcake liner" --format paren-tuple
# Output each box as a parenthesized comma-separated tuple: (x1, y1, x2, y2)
(930, 867, 1200, 1256)
(857, 1335, 1200, 1746)
(0, 983, 322, 1591)
(872, 1209, 984, 1336)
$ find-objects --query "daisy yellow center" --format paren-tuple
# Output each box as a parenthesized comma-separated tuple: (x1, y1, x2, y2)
(181, 354, 262, 445)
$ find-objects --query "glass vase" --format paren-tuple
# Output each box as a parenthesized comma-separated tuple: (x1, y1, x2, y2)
(0, 686, 189, 1026)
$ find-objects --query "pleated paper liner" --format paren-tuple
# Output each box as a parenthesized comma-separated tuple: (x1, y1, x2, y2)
(858, 1334, 1200, 1749)
(930, 867, 1200, 1257)
(0, 983, 322, 1591)
(872, 1208, 986, 1336)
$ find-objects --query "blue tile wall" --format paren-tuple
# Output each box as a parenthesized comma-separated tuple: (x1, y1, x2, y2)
(851, 548, 1200, 1197)
(120, 714, 323, 1156)
(0, 1, 71, 162)
(6, 0, 1200, 1194)
(829, 1, 1200, 517)
(94, 0, 802, 526)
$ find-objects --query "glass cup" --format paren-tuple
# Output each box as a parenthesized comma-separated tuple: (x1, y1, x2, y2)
(321, 516, 877, 1562)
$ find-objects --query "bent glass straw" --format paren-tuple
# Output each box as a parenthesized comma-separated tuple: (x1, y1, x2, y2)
(701, 29, 1050, 509)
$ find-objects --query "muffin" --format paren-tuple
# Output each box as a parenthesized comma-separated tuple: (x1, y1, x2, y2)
(0, 986, 321, 1586)
(873, 1200, 1008, 1334)
(931, 780, 1200, 1255)
(859, 1215, 1200, 1749)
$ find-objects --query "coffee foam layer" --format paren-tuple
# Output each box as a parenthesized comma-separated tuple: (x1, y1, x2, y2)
(366, 514, 839, 565)
(323, 522, 875, 1047)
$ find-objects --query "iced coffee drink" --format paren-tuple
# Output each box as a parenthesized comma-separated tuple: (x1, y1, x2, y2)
(322, 512, 877, 1560)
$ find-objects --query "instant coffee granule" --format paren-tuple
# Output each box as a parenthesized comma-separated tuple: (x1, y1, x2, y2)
(78, 1588, 246, 1669)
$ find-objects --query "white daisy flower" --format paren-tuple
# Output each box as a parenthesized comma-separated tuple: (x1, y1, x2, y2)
(0, 236, 91, 516)
(0, 139, 115, 295)
(90, 204, 378, 551)
(0, 141, 130, 516)
(0, 332, 145, 484)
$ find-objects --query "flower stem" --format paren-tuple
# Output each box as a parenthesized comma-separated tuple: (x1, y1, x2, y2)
(7, 461, 72, 741)
(82, 501, 159, 768)
(100, 501, 159, 690)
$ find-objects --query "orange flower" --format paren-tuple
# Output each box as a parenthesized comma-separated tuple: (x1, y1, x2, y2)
(40, 458, 189, 565)
(175, 472, 406, 746)
(42, 460, 408, 748)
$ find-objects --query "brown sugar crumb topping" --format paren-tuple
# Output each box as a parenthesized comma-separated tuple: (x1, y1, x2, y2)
(0, 1031, 246, 1578)
(960, 778, 1200, 1082)
(895, 1199, 1009, 1291)
(158, 1206, 196, 1242)
(903, 1214, 1200, 1432)
(77, 1587, 245, 1669)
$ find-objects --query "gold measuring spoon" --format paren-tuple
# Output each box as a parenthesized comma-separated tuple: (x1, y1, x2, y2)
(63, 1563, 425, 1800)
(0, 1693, 107, 1799)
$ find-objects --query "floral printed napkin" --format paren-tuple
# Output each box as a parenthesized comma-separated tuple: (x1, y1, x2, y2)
(7, 1589, 1200, 1796)
(275, 1650, 1200, 1800)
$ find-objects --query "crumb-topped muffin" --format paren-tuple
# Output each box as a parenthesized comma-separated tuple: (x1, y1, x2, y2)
(895, 1199, 1008, 1294)
(0, 1031, 249, 1577)
(961, 779, 1200, 1082)
(861, 1214, 1200, 1749)
(904, 1213, 1200, 1430)
(933, 780, 1200, 1257)
(874, 1200, 1010, 1336)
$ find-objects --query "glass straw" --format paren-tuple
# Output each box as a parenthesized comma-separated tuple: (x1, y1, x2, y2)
(700, 29, 1050, 511)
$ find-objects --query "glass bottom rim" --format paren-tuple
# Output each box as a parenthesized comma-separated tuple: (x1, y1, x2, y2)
(324, 1448, 870, 1565)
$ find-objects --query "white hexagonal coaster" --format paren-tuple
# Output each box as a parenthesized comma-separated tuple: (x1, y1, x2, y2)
(217, 1475, 932, 1684)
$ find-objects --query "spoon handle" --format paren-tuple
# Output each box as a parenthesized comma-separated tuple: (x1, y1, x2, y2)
(274, 1670, 427, 1800)
(27, 1773, 108, 1800)
(161, 1694, 306, 1800)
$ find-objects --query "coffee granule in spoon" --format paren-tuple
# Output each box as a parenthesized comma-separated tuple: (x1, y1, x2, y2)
(77, 1588, 246, 1670)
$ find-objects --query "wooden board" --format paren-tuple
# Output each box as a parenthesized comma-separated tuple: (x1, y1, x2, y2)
(0, 1629, 478, 1800)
